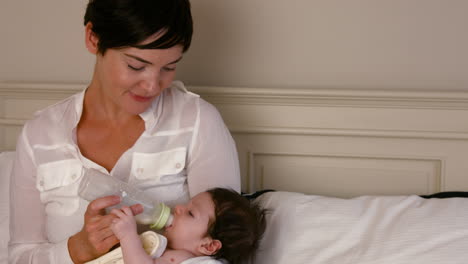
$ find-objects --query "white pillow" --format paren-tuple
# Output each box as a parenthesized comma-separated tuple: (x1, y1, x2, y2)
(254, 191, 468, 264)
(0, 151, 15, 264)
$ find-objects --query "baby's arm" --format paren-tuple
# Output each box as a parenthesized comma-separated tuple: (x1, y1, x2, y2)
(110, 206, 154, 264)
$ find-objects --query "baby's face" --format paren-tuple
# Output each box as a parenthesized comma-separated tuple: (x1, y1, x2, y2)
(164, 192, 215, 252)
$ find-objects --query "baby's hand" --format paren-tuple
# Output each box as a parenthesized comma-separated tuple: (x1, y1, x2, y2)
(110, 206, 137, 241)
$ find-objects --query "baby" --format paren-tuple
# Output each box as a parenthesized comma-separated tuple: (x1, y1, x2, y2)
(110, 188, 266, 264)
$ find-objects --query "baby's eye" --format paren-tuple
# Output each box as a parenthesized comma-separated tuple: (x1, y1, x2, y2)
(189, 211, 194, 217)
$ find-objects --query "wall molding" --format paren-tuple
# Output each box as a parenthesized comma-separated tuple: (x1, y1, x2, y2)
(191, 85, 468, 109)
(2, 82, 468, 109)
(229, 126, 468, 140)
(2, 82, 468, 142)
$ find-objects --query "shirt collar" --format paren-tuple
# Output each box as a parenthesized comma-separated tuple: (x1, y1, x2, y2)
(139, 95, 161, 132)
(70, 89, 86, 144)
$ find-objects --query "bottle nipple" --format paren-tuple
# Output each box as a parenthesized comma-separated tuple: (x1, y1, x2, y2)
(165, 214, 174, 227)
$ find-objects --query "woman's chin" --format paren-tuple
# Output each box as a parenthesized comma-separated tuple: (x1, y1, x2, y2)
(124, 103, 152, 116)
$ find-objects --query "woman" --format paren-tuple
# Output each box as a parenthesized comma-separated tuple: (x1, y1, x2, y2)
(8, 1, 240, 263)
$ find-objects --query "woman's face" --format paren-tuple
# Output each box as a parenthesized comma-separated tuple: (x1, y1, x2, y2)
(92, 42, 183, 115)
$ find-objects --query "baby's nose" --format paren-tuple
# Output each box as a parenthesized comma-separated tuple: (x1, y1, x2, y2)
(174, 205, 184, 215)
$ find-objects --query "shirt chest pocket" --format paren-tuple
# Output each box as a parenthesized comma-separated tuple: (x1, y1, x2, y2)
(131, 147, 187, 187)
(36, 159, 82, 216)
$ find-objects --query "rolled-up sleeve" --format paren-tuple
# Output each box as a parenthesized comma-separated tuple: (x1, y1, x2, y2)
(9, 123, 73, 264)
(187, 100, 241, 196)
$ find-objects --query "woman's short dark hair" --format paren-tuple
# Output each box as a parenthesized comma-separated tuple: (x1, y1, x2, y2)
(84, 0, 193, 54)
(207, 188, 267, 264)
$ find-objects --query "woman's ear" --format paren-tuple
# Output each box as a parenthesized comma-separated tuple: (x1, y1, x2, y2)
(84, 22, 99, 54)
(198, 237, 222, 256)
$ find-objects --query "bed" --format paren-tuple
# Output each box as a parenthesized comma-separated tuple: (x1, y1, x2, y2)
(2, 83, 468, 263)
(2, 152, 468, 264)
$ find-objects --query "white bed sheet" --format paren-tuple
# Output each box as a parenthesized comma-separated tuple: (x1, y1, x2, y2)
(254, 191, 468, 264)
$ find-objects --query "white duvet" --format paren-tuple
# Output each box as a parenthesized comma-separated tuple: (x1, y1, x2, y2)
(254, 191, 468, 264)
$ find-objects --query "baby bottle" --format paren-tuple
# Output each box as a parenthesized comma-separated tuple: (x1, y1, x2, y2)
(78, 168, 173, 229)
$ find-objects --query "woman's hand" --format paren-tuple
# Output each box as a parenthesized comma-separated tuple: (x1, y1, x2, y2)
(68, 195, 143, 263)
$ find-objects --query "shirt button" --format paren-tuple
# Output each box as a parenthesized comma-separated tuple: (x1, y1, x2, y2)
(39, 180, 44, 187)
(137, 168, 144, 174)
(175, 163, 182, 169)
(71, 173, 77, 180)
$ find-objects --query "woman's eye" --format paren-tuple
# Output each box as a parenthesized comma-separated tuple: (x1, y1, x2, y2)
(162, 67, 176, 72)
(189, 211, 194, 217)
(128, 64, 145, 71)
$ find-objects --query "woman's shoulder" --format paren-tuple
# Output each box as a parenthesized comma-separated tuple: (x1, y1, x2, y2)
(22, 92, 82, 143)
(161, 81, 223, 122)
(27, 92, 81, 126)
(171, 82, 222, 118)
(165, 81, 200, 103)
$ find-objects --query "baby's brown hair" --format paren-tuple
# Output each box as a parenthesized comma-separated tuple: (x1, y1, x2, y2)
(206, 188, 267, 264)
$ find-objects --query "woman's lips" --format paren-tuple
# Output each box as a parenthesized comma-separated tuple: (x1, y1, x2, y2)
(130, 93, 153, 102)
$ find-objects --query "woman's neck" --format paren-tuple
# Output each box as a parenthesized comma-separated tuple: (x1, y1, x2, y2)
(84, 82, 139, 124)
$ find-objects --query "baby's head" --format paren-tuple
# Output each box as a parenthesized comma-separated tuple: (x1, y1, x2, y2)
(207, 188, 267, 264)
(164, 188, 267, 264)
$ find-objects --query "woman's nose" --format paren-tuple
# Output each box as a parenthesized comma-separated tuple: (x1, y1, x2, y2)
(140, 72, 161, 93)
(139, 79, 159, 93)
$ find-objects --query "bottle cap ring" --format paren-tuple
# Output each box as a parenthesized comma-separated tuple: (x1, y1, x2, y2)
(150, 203, 171, 230)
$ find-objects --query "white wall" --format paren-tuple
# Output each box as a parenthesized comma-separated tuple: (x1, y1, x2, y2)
(1, 0, 468, 90)
(1, 0, 93, 83)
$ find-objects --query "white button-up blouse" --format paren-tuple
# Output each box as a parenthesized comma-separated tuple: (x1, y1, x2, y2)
(9, 81, 240, 264)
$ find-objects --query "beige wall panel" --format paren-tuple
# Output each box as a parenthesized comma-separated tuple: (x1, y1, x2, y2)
(234, 134, 468, 196)
(252, 154, 440, 197)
